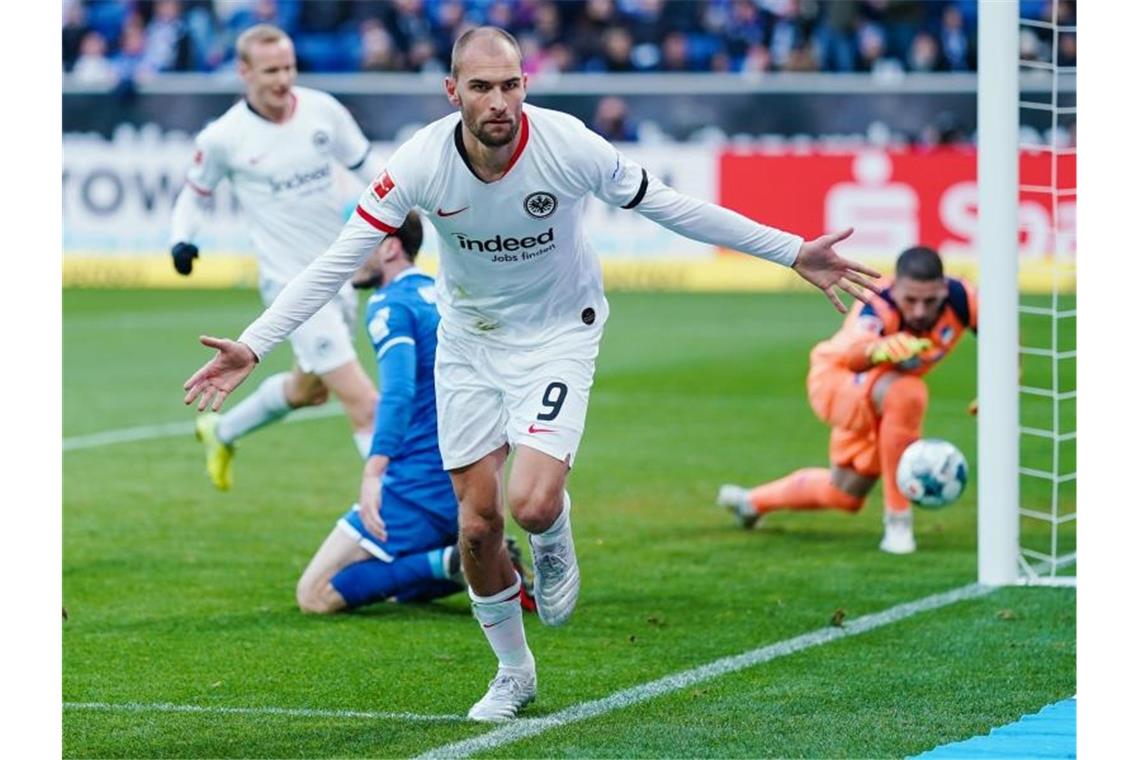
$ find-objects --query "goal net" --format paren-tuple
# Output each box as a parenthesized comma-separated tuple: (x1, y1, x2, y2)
(977, 1, 1076, 587)
(1016, 2, 1077, 586)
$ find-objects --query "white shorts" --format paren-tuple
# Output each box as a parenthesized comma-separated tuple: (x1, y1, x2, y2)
(435, 329, 602, 471)
(261, 279, 359, 375)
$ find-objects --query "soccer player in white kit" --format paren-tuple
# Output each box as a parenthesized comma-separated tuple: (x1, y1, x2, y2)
(170, 24, 383, 490)
(183, 27, 881, 720)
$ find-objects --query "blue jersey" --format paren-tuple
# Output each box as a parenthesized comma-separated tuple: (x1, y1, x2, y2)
(364, 268, 454, 519)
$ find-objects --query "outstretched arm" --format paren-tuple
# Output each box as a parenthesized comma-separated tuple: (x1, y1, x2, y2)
(183, 213, 385, 410)
(632, 176, 880, 312)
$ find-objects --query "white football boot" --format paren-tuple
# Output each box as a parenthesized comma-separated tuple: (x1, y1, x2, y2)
(467, 668, 537, 722)
(529, 493, 580, 627)
(880, 510, 917, 554)
(717, 484, 761, 530)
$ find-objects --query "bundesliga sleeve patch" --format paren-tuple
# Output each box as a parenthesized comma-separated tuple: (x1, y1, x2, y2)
(370, 171, 395, 202)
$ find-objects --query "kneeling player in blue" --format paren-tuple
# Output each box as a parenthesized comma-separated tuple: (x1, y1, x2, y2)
(295, 211, 534, 613)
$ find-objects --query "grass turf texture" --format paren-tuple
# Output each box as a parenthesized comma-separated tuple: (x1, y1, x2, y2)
(63, 289, 1076, 758)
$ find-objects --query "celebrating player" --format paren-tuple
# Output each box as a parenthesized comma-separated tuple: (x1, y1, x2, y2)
(717, 246, 978, 554)
(182, 27, 879, 720)
(170, 24, 383, 490)
(294, 211, 534, 614)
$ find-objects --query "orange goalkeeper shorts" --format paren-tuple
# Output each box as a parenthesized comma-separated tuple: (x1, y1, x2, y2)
(807, 367, 881, 477)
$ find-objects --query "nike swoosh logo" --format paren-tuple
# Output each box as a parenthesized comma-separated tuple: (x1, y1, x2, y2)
(528, 424, 555, 434)
(480, 590, 523, 626)
(436, 206, 469, 217)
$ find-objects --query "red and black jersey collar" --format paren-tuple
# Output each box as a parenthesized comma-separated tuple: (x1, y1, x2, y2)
(453, 112, 530, 183)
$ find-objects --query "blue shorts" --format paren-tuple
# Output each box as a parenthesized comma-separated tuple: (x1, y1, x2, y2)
(337, 487, 458, 562)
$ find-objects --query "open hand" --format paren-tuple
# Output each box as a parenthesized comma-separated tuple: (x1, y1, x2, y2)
(358, 471, 387, 541)
(792, 228, 882, 313)
(183, 336, 258, 411)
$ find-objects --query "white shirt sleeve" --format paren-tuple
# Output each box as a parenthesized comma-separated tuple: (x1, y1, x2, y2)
(168, 184, 212, 246)
(237, 213, 383, 359)
(568, 118, 801, 266)
(633, 174, 803, 267)
(573, 121, 651, 208)
(184, 129, 228, 195)
(355, 135, 422, 231)
(326, 95, 374, 178)
(170, 129, 227, 246)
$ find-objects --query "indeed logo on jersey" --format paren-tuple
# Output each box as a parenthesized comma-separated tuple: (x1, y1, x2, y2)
(269, 163, 331, 194)
(452, 227, 554, 258)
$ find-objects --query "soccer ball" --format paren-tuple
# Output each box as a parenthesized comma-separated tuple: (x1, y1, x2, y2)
(896, 439, 968, 509)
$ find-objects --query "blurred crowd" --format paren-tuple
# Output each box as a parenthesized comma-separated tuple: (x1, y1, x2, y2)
(62, 0, 1076, 85)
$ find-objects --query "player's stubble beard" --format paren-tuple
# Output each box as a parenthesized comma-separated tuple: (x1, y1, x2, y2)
(460, 98, 519, 149)
(903, 314, 937, 333)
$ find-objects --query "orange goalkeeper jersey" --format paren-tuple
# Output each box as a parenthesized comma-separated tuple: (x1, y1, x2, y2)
(809, 277, 979, 390)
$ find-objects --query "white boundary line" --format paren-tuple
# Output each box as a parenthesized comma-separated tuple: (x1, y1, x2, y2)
(61, 390, 752, 453)
(417, 582, 999, 759)
(63, 701, 465, 723)
(63, 404, 345, 452)
(60, 390, 735, 452)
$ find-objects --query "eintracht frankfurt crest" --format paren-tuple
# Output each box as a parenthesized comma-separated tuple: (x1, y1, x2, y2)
(524, 191, 558, 219)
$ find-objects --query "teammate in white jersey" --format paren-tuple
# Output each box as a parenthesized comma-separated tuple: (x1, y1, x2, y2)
(183, 27, 880, 720)
(170, 24, 383, 490)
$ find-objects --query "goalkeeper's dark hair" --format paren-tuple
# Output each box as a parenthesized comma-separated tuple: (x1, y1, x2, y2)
(393, 210, 424, 263)
(895, 246, 944, 282)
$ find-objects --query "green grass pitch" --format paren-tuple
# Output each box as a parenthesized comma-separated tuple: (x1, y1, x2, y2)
(63, 288, 1075, 758)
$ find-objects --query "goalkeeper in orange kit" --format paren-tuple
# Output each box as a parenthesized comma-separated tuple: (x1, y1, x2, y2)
(717, 246, 977, 554)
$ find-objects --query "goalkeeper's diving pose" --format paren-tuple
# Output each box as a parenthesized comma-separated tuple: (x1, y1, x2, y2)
(717, 246, 978, 554)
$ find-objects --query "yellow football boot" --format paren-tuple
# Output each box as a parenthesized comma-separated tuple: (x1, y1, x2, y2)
(195, 412, 234, 491)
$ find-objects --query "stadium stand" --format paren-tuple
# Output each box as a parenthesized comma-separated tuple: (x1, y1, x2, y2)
(63, 0, 1069, 78)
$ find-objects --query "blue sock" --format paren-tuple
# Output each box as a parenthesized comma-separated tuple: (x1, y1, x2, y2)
(394, 578, 464, 604)
(426, 547, 447, 580)
(330, 552, 459, 609)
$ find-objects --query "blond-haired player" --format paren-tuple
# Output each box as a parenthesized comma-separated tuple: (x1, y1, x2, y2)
(170, 25, 383, 489)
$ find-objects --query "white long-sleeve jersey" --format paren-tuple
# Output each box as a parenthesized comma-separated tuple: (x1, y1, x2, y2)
(238, 104, 803, 358)
(170, 85, 379, 289)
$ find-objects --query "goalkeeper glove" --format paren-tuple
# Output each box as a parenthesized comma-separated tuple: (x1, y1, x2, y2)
(171, 242, 199, 276)
(866, 333, 932, 366)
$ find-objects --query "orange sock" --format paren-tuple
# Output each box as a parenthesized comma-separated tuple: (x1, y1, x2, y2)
(748, 467, 864, 514)
(878, 376, 928, 514)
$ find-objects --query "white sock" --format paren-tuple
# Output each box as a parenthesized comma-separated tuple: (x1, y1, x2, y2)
(352, 430, 371, 459)
(885, 507, 914, 526)
(216, 372, 291, 444)
(530, 491, 571, 547)
(470, 575, 534, 673)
